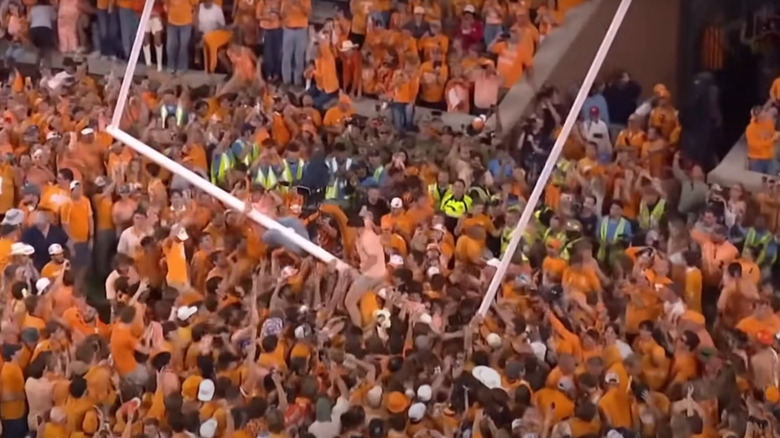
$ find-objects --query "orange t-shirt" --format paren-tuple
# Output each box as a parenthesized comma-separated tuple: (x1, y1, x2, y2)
(418, 61, 448, 103)
(280, 0, 310, 28)
(167, 0, 197, 25)
(746, 118, 777, 160)
(61, 196, 93, 242)
(163, 239, 189, 285)
(491, 40, 534, 88)
(109, 324, 139, 376)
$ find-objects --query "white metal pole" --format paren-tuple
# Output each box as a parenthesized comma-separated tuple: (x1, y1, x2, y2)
(109, 0, 155, 129)
(477, 0, 634, 316)
(106, 126, 351, 271)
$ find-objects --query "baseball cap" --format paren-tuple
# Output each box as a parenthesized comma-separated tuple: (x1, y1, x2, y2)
(80, 127, 94, 135)
(48, 243, 63, 255)
(390, 197, 403, 209)
(463, 4, 476, 13)
(389, 254, 404, 267)
(69, 180, 81, 191)
(176, 226, 189, 241)
(408, 402, 426, 422)
(416, 384, 432, 402)
(35, 278, 51, 295)
(199, 419, 218, 438)
(2, 208, 24, 226)
(176, 306, 198, 321)
(94, 176, 108, 187)
(197, 379, 215, 402)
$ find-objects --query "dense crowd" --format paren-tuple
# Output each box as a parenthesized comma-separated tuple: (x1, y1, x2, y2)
(0, 0, 777, 438)
(0, 0, 586, 122)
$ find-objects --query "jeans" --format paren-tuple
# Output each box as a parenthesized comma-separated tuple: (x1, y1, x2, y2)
(96, 9, 121, 57)
(484, 23, 503, 47)
(749, 158, 775, 174)
(281, 27, 308, 85)
(262, 28, 283, 79)
(3, 43, 24, 62)
(391, 102, 414, 131)
(306, 86, 337, 111)
(167, 24, 193, 71)
(118, 8, 139, 59)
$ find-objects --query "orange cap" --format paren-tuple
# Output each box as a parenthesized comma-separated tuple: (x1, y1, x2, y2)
(386, 391, 410, 414)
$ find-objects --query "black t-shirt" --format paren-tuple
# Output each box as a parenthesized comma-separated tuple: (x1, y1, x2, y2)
(578, 212, 598, 237)
(363, 198, 389, 222)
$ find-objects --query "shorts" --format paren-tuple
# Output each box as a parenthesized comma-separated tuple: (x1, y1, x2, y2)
(146, 16, 163, 33)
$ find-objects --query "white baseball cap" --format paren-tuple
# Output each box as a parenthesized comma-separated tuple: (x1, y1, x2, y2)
(463, 4, 476, 13)
(197, 379, 215, 402)
(176, 227, 189, 241)
(46, 132, 60, 141)
(418, 313, 433, 325)
(408, 402, 426, 422)
(365, 385, 383, 407)
(11, 243, 34, 256)
(176, 306, 198, 321)
(80, 127, 94, 135)
(69, 180, 81, 191)
(199, 419, 218, 438)
(416, 384, 432, 402)
(48, 243, 64, 255)
(35, 278, 51, 294)
(390, 197, 403, 209)
(486, 333, 502, 348)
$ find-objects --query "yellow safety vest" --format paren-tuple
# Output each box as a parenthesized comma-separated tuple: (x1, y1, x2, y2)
(239, 142, 260, 167)
(597, 217, 627, 261)
(638, 199, 666, 230)
(744, 228, 772, 265)
(211, 153, 234, 185)
(373, 166, 384, 182)
(253, 166, 278, 190)
(501, 227, 535, 257)
(281, 159, 305, 190)
(561, 237, 583, 261)
(440, 193, 472, 218)
(428, 184, 451, 204)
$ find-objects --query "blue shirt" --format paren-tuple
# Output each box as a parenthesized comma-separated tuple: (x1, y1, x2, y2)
(598, 217, 632, 242)
(581, 94, 610, 124)
(21, 225, 69, 271)
(487, 158, 513, 180)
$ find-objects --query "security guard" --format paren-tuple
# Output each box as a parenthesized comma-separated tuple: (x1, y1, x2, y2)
(280, 143, 306, 190)
(232, 125, 260, 167)
(251, 150, 279, 191)
(210, 141, 235, 186)
(440, 179, 472, 231)
(743, 215, 772, 266)
(560, 220, 584, 261)
(597, 201, 632, 261)
(638, 184, 666, 231)
(324, 143, 353, 201)
(542, 215, 567, 247)
(428, 171, 452, 208)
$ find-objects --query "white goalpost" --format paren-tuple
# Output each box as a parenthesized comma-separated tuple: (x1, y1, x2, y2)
(477, 0, 635, 316)
(105, 0, 349, 270)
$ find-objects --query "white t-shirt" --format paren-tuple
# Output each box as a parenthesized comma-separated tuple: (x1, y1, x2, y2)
(581, 119, 612, 156)
(307, 397, 349, 438)
(197, 4, 225, 34)
(117, 226, 150, 257)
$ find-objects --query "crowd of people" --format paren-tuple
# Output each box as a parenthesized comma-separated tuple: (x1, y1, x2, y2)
(0, 0, 585, 122)
(0, 1, 778, 438)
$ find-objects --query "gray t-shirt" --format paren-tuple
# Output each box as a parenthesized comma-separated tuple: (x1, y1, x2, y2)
(29, 5, 55, 29)
(307, 397, 349, 438)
